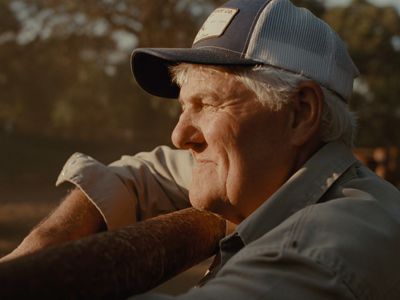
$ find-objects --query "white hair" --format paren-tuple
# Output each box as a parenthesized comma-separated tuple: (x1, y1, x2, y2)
(170, 64, 357, 147)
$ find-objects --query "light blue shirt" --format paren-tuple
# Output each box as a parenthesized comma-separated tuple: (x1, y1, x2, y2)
(127, 143, 400, 300)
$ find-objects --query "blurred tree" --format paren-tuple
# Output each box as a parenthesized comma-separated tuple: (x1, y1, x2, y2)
(0, 0, 328, 142)
(0, 0, 216, 142)
(324, 0, 400, 147)
(1, 0, 399, 149)
(2, 0, 399, 185)
(292, 0, 326, 16)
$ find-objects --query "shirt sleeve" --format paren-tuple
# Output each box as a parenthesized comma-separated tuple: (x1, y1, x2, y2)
(56, 146, 193, 230)
(129, 183, 399, 300)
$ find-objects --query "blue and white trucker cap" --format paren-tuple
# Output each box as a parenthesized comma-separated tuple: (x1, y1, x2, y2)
(131, 0, 359, 101)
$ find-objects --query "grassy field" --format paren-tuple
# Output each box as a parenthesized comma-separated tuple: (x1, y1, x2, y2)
(0, 182, 210, 295)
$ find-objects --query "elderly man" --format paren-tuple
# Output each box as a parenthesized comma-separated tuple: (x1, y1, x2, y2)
(1, 0, 400, 299)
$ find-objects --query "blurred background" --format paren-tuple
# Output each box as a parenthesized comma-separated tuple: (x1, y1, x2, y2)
(0, 0, 399, 294)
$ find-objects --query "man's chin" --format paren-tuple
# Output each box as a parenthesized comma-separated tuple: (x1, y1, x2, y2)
(188, 193, 239, 222)
(189, 197, 213, 212)
(189, 193, 220, 213)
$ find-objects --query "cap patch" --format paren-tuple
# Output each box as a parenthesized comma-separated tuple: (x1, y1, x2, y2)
(193, 8, 239, 45)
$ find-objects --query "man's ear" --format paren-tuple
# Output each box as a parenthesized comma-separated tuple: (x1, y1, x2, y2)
(289, 81, 324, 146)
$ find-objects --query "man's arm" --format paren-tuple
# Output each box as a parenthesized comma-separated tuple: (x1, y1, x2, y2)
(0, 189, 106, 262)
(0, 208, 226, 299)
(1, 146, 193, 262)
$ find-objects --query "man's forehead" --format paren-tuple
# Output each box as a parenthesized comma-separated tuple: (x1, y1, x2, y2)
(175, 64, 239, 91)
(178, 66, 257, 103)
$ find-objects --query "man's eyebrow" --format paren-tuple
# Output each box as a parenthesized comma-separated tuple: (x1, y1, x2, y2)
(180, 92, 222, 104)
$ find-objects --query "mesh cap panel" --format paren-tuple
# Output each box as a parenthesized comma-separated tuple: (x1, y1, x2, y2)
(246, 0, 359, 99)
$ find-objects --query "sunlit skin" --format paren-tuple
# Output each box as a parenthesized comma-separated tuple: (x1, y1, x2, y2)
(171, 67, 324, 224)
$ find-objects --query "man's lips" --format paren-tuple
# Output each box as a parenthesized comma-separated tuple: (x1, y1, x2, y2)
(191, 151, 217, 165)
(196, 159, 214, 164)
(193, 158, 216, 165)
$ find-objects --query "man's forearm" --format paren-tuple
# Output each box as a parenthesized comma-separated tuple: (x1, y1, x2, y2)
(0, 208, 226, 300)
(0, 189, 106, 262)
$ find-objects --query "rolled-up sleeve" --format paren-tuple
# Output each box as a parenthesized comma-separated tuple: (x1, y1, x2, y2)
(56, 146, 193, 230)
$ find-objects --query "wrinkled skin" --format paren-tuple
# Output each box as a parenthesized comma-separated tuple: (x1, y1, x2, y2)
(171, 68, 299, 223)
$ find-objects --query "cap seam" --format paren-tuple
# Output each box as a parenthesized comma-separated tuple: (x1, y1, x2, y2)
(131, 0, 357, 101)
(242, 0, 274, 58)
(194, 45, 245, 56)
(327, 27, 335, 96)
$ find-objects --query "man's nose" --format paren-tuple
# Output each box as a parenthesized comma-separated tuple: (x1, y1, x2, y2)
(171, 111, 204, 150)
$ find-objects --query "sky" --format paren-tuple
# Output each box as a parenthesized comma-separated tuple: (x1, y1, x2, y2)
(326, 0, 400, 12)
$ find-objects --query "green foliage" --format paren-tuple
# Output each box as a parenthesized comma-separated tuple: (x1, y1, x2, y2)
(292, 0, 326, 16)
(0, 0, 399, 149)
(324, 0, 400, 146)
(0, 0, 204, 142)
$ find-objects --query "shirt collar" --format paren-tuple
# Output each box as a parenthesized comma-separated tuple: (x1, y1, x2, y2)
(235, 142, 357, 246)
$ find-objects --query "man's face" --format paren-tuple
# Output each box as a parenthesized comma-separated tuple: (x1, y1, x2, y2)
(171, 67, 295, 223)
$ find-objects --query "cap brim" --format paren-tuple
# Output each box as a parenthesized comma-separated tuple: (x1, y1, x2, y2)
(131, 47, 259, 98)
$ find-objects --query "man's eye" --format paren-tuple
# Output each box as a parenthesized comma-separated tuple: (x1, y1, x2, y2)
(202, 102, 215, 108)
(203, 103, 218, 111)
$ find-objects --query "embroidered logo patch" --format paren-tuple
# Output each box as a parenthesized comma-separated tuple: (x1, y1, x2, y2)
(193, 8, 239, 45)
